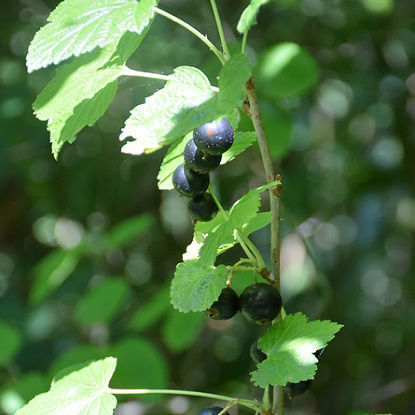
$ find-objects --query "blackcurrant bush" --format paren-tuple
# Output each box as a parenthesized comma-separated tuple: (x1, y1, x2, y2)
(250, 340, 267, 364)
(198, 407, 229, 415)
(207, 287, 239, 320)
(239, 283, 282, 324)
(286, 380, 313, 398)
(188, 193, 218, 222)
(172, 164, 209, 198)
(184, 139, 222, 173)
(193, 118, 234, 155)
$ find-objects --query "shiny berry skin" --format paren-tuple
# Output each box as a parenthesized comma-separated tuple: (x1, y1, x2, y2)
(198, 407, 229, 415)
(286, 380, 313, 398)
(208, 287, 239, 320)
(250, 340, 267, 364)
(172, 164, 209, 197)
(184, 139, 222, 173)
(239, 283, 282, 324)
(193, 118, 234, 155)
(188, 193, 218, 222)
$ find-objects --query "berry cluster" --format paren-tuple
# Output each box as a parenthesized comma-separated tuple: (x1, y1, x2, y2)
(173, 118, 234, 222)
(208, 283, 282, 324)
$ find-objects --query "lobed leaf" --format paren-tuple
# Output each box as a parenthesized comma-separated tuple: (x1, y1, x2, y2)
(170, 261, 228, 312)
(251, 313, 343, 387)
(15, 357, 117, 415)
(27, 0, 157, 72)
(34, 32, 148, 158)
(120, 66, 218, 155)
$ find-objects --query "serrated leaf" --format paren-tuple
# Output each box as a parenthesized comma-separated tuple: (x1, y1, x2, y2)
(251, 313, 343, 387)
(171, 261, 228, 312)
(221, 131, 257, 164)
(120, 61, 249, 156)
(34, 31, 149, 158)
(27, 0, 156, 72)
(120, 66, 218, 155)
(15, 357, 117, 415)
(237, 0, 271, 34)
(74, 278, 130, 325)
(218, 54, 251, 111)
(228, 180, 279, 228)
(30, 249, 79, 304)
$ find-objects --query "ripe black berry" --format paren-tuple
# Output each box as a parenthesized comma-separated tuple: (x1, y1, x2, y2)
(208, 287, 239, 320)
(239, 283, 282, 324)
(172, 164, 209, 197)
(188, 193, 218, 222)
(198, 407, 229, 415)
(193, 118, 234, 155)
(184, 139, 222, 173)
(250, 340, 267, 364)
(286, 380, 313, 398)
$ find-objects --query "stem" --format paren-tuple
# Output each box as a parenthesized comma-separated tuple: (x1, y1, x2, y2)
(153, 7, 225, 65)
(245, 77, 281, 287)
(245, 77, 283, 415)
(108, 388, 261, 411)
(242, 31, 248, 54)
(209, 0, 231, 58)
(121, 67, 172, 82)
(208, 186, 260, 266)
(262, 385, 271, 410)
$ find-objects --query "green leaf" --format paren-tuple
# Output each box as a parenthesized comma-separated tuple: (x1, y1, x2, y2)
(162, 310, 205, 352)
(171, 260, 228, 312)
(26, 0, 157, 72)
(105, 213, 155, 250)
(221, 131, 257, 164)
(110, 337, 167, 401)
(157, 133, 191, 190)
(30, 249, 79, 304)
(120, 66, 218, 155)
(251, 313, 343, 387)
(34, 32, 146, 158)
(256, 43, 319, 99)
(237, 0, 271, 34)
(74, 278, 130, 325)
(218, 54, 251, 112)
(197, 181, 279, 265)
(0, 321, 22, 366)
(16, 357, 117, 415)
(128, 284, 170, 332)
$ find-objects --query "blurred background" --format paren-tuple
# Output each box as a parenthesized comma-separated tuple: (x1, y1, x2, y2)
(1, 0, 414, 414)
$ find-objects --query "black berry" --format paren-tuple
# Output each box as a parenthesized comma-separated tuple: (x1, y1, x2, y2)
(286, 380, 313, 398)
(239, 283, 282, 324)
(208, 287, 239, 320)
(193, 118, 234, 155)
(198, 407, 229, 415)
(184, 139, 222, 173)
(188, 193, 218, 222)
(172, 164, 209, 198)
(250, 340, 267, 364)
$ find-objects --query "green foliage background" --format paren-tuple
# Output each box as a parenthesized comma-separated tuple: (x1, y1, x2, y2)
(1, 0, 414, 414)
